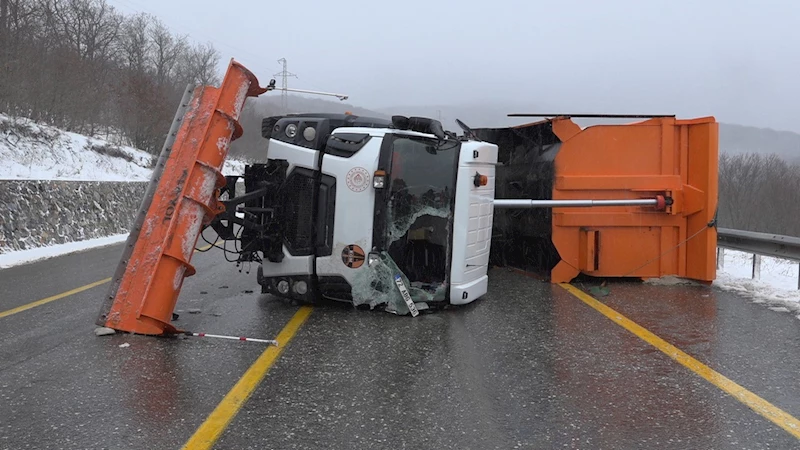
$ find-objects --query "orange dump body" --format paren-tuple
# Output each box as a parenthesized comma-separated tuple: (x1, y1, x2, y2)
(548, 116, 719, 283)
(475, 115, 718, 285)
(96, 60, 268, 335)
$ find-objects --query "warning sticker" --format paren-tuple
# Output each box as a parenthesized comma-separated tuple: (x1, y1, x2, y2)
(341, 244, 365, 269)
(346, 167, 370, 192)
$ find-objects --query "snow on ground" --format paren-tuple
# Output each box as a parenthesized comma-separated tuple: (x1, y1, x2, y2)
(0, 113, 246, 181)
(714, 249, 800, 313)
(0, 233, 129, 268)
(0, 114, 249, 263)
(222, 158, 246, 176)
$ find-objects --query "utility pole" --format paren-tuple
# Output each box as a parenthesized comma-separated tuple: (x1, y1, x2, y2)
(274, 58, 297, 113)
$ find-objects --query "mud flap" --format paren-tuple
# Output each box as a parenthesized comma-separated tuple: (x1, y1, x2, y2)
(95, 59, 270, 335)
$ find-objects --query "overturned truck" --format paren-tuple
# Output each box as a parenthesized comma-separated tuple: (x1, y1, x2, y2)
(96, 61, 718, 335)
(215, 112, 718, 317)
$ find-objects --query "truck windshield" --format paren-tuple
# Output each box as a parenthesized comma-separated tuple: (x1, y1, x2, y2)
(383, 136, 459, 297)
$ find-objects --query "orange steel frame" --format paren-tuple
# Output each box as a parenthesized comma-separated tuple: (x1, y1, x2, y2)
(547, 116, 719, 284)
(101, 60, 269, 335)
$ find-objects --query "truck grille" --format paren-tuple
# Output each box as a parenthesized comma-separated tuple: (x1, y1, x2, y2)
(318, 276, 353, 302)
(283, 169, 316, 255)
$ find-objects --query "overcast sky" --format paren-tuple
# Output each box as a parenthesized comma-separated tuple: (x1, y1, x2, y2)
(107, 0, 799, 132)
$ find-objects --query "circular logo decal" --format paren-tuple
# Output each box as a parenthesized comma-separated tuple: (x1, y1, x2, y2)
(346, 167, 370, 192)
(341, 244, 366, 269)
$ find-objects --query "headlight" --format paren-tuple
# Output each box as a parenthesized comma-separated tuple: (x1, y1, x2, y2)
(303, 126, 316, 141)
(277, 280, 290, 294)
(285, 123, 298, 138)
(293, 280, 308, 295)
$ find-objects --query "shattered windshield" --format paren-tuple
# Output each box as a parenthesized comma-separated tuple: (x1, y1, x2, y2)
(351, 135, 459, 314)
(386, 136, 458, 247)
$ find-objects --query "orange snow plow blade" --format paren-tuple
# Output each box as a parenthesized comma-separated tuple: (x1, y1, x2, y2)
(549, 116, 719, 283)
(96, 59, 269, 335)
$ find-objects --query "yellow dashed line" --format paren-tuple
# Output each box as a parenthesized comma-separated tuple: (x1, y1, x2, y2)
(181, 306, 314, 449)
(0, 242, 217, 319)
(561, 282, 800, 441)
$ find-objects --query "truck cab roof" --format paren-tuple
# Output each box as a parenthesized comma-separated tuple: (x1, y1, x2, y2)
(331, 126, 440, 139)
(263, 113, 391, 137)
(264, 112, 464, 150)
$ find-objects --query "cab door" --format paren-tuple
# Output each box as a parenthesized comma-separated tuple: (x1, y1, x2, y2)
(313, 131, 383, 302)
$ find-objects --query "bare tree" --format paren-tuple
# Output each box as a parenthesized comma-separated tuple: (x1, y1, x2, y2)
(0, 0, 223, 153)
(1, 0, 8, 44)
(183, 41, 220, 86)
(718, 152, 800, 237)
(148, 18, 185, 85)
(48, 0, 121, 61)
(118, 11, 150, 73)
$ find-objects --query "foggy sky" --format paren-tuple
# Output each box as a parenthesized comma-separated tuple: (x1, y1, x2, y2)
(107, 0, 800, 132)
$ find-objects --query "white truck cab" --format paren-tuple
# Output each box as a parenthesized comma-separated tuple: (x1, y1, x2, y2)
(234, 113, 497, 314)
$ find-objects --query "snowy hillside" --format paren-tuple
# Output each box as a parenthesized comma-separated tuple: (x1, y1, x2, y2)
(714, 249, 800, 305)
(0, 113, 246, 181)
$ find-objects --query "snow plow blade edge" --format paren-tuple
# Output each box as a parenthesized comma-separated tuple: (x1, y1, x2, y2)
(95, 60, 268, 335)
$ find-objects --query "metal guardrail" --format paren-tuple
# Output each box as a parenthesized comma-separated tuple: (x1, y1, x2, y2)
(717, 228, 800, 262)
(716, 227, 800, 289)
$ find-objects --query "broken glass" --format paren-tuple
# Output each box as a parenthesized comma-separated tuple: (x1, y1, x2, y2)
(350, 135, 461, 315)
(386, 203, 451, 244)
(350, 251, 446, 315)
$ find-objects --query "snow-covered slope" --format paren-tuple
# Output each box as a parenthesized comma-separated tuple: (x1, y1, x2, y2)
(714, 249, 800, 306)
(0, 113, 246, 181)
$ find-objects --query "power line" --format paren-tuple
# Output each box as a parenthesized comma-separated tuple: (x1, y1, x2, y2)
(273, 58, 297, 113)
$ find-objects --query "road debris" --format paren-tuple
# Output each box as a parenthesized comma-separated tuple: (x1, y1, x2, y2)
(184, 331, 278, 346)
(94, 327, 116, 336)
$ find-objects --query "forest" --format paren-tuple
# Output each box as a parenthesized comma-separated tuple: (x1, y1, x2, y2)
(0, 0, 220, 152)
(718, 153, 800, 237)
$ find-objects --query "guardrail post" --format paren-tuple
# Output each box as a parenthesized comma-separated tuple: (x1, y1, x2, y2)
(752, 254, 761, 280)
(717, 247, 725, 270)
(717, 228, 800, 290)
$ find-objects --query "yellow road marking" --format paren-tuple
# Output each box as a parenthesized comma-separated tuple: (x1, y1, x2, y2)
(0, 242, 217, 319)
(182, 306, 314, 450)
(0, 277, 112, 319)
(560, 283, 800, 440)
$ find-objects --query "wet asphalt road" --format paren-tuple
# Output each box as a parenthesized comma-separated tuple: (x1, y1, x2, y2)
(1, 235, 800, 449)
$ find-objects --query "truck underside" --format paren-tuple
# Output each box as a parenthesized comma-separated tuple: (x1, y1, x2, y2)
(475, 122, 562, 274)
